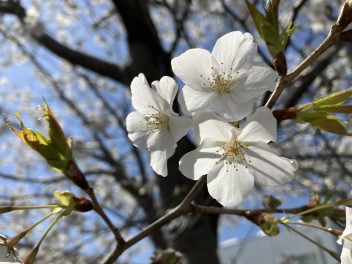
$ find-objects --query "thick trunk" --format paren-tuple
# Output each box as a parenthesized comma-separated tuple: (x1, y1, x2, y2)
(157, 138, 220, 264)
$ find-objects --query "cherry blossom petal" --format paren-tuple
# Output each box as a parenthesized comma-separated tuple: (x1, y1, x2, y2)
(179, 138, 221, 180)
(130, 74, 161, 113)
(246, 146, 298, 186)
(210, 94, 253, 121)
(195, 112, 234, 143)
(234, 63, 277, 102)
(126, 111, 147, 148)
(149, 149, 169, 176)
(212, 32, 256, 73)
(178, 85, 214, 116)
(338, 206, 352, 245)
(238, 107, 277, 143)
(147, 129, 174, 150)
(169, 116, 192, 143)
(338, 207, 352, 264)
(171, 48, 213, 91)
(138, 72, 149, 85)
(207, 162, 254, 207)
(152, 76, 178, 108)
(341, 243, 352, 264)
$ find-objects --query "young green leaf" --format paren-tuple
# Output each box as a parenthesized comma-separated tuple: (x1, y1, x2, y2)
(7, 99, 90, 190)
(245, 1, 266, 38)
(7, 100, 72, 173)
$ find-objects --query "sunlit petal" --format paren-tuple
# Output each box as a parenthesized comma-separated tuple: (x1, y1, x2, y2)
(207, 162, 254, 207)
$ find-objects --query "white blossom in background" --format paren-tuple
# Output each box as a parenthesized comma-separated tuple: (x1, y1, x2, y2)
(337, 206, 352, 264)
(179, 107, 298, 207)
(305, 0, 339, 33)
(126, 73, 192, 176)
(172, 31, 277, 121)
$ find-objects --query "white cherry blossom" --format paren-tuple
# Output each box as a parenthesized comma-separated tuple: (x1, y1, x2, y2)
(178, 107, 298, 207)
(337, 206, 352, 264)
(172, 31, 277, 121)
(126, 73, 192, 176)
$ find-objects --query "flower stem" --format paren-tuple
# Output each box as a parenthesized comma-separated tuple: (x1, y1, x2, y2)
(23, 211, 65, 264)
(281, 198, 352, 222)
(7, 211, 56, 248)
(0, 205, 59, 214)
(285, 221, 342, 236)
(280, 222, 340, 261)
(85, 186, 125, 245)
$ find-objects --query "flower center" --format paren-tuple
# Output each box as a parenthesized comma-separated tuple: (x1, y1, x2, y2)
(200, 62, 247, 94)
(211, 64, 239, 94)
(215, 138, 250, 171)
(143, 105, 169, 133)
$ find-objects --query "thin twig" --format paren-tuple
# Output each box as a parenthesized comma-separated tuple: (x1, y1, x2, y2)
(283, 224, 340, 261)
(286, 221, 342, 236)
(191, 203, 313, 216)
(86, 187, 125, 245)
(103, 175, 207, 264)
(265, 24, 344, 109)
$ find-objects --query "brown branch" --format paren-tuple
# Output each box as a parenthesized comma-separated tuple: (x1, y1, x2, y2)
(103, 183, 346, 263)
(265, 24, 344, 109)
(86, 187, 125, 245)
(290, 0, 308, 25)
(0, 0, 129, 84)
(103, 175, 207, 264)
(190, 203, 313, 216)
(282, 46, 339, 108)
(34, 33, 129, 84)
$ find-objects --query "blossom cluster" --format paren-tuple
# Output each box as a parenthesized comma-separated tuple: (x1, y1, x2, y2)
(126, 31, 298, 207)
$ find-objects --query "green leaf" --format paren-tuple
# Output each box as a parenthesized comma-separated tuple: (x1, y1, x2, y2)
(316, 104, 352, 113)
(246, 0, 293, 58)
(292, 87, 352, 135)
(312, 114, 351, 135)
(262, 22, 281, 56)
(245, 1, 266, 38)
(314, 87, 352, 106)
(264, 0, 280, 31)
(280, 21, 297, 50)
(7, 99, 72, 173)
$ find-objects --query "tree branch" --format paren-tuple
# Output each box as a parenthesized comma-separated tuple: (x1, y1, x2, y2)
(103, 175, 208, 264)
(0, 0, 129, 85)
(265, 24, 344, 109)
(34, 33, 129, 84)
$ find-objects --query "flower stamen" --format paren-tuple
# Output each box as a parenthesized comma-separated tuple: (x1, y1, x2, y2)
(215, 138, 251, 171)
(200, 63, 248, 94)
(141, 105, 169, 136)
